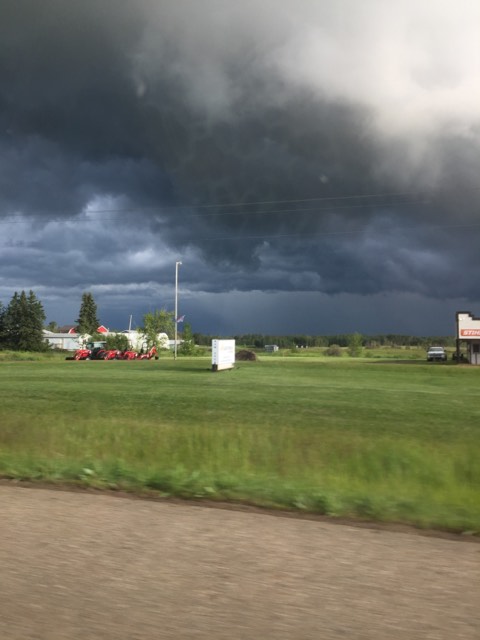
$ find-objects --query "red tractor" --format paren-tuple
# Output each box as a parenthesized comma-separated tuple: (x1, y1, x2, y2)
(119, 346, 157, 360)
(67, 343, 158, 361)
(138, 346, 158, 359)
(67, 346, 107, 360)
(103, 349, 121, 360)
(66, 342, 109, 360)
(68, 347, 91, 360)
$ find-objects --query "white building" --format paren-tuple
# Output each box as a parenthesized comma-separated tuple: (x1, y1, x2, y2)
(264, 344, 279, 352)
(44, 327, 171, 352)
(120, 330, 170, 350)
(43, 330, 81, 350)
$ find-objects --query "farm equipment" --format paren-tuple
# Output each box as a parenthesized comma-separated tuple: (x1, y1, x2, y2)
(64, 347, 91, 360)
(139, 346, 158, 359)
(103, 349, 122, 360)
(119, 346, 158, 360)
(65, 346, 107, 360)
(66, 344, 158, 361)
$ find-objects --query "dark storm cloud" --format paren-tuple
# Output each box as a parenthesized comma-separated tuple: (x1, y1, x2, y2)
(1, 0, 480, 332)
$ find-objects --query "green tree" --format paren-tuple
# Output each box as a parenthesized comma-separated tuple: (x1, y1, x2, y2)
(142, 309, 175, 348)
(46, 320, 59, 332)
(179, 322, 195, 355)
(347, 332, 364, 357)
(76, 292, 99, 335)
(3, 290, 47, 351)
(105, 333, 129, 351)
(0, 301, 5, 348)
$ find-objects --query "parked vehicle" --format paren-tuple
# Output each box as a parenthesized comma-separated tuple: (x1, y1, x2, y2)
(427, 346, 447, 362)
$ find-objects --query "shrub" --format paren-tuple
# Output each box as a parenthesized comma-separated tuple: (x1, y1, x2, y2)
(105, 333, 129, 351)
(347, 332, 364, 357)
(325, 344, 342, 357)
(236, 350, 257, 361)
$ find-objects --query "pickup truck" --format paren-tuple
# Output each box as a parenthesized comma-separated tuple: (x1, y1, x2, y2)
(427, 346, 447, 362)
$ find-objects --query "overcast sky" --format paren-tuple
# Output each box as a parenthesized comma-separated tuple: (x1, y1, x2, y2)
(1, 0, 479, 336)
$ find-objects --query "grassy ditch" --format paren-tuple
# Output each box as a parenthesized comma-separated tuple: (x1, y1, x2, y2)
(0, 356, 479, 532)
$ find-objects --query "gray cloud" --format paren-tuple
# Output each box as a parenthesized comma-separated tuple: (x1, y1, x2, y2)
(1, 0, 479, 333)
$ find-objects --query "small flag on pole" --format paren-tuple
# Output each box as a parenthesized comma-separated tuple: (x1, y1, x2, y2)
(176, 315, 185, 323)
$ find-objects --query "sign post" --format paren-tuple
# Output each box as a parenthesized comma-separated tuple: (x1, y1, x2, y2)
(212, 339, 235, 371)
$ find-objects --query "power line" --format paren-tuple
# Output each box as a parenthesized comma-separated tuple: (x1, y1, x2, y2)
(1, 211, 479, 242)
(68, 185, 478, 212)
(200, 221, 480, 242)
(0, 188, 441, 225)
(0, 198, 433, 225)
(0, 189, 478, 243)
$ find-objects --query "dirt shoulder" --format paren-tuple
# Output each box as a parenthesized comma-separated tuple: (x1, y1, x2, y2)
(1, 484, 479, 640)
(1, 478, 478, 542)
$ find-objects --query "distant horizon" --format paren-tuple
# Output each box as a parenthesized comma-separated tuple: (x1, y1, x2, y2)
(2, 285, 471, 338)
(42, 323, 458, 340)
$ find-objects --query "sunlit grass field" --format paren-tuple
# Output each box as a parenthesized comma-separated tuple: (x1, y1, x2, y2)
(0, 353, 479, 532)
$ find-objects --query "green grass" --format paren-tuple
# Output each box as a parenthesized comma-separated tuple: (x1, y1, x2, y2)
(0, 355, 479, 532)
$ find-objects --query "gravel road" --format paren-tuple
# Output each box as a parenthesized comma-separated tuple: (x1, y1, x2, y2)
(1, 485, 479, 639)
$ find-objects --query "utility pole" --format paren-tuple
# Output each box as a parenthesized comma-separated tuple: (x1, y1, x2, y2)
(174, 261, 182, 360)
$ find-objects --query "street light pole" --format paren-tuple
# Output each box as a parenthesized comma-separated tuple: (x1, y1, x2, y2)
(174, 261, 182, 360)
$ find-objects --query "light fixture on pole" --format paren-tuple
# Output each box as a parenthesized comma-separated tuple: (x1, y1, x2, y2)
(174, 261, 182, 360)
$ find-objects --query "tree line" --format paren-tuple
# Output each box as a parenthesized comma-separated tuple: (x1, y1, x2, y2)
(194, 333, 456, 349)
(0, 290, 195, 354)
(0, 290, 106, 352)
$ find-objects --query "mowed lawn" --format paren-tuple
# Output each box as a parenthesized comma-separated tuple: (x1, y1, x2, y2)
(0, 355, 479, 532)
